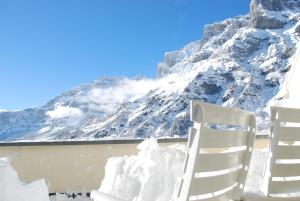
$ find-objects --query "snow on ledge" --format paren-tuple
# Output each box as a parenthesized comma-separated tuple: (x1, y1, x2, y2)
(0, 158, 50, 201)
(99, 139, 186, 201)
(97, 139, 268, 201)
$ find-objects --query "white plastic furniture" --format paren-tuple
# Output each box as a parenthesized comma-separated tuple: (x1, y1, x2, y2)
(91, 101, 256, 201)
(177, 101, 255, 201)
(263, 106, 300, 199)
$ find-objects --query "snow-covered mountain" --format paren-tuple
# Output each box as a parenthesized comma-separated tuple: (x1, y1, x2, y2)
(1, 0, 300, 141)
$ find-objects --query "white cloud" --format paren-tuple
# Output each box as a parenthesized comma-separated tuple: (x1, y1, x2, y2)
(46, 106, 83, 120)
(78, 74, 192, 114)
(81, 78, 159, 113)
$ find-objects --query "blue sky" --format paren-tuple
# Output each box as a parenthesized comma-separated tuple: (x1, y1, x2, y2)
(0, 0, 250, 110)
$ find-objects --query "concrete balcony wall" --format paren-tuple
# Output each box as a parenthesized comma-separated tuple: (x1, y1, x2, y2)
(0, 139, 187, 193)
(0, 138, 268, 193)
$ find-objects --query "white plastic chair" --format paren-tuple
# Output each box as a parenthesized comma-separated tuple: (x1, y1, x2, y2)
(91, 101, 256, 201)
(262, 106, 300, 199)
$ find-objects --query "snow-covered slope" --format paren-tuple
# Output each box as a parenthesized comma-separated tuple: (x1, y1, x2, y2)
(1, 0, 300, 141)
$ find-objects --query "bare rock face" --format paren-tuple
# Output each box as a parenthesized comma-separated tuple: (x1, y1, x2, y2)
(283, 0, 300, 10)
(201, 82, 222, 95)
(251, 0, 285, 11)
(157, 51, 186, 77)
(250, 0, 300, 18)
(203, 22, 228, 41)
(296, 24, 300, 34)
(203, 17, 248, 41)
(252, 15, 286, 29)
(191, 51, 212, 63)
(250, 0, 289, 29)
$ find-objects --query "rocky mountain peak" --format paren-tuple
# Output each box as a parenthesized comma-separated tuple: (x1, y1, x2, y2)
(251, 0, 285, 12)
(0, 0, 299, 141)
(251, 0, 300, 12)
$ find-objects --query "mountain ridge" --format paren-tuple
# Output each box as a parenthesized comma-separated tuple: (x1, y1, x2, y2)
(1, 0, 300, 141)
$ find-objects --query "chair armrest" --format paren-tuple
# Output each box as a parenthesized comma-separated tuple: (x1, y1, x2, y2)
(90, 190, 126, 201)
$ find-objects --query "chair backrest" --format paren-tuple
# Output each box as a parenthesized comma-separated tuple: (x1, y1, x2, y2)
(265, 106, 300, 197)
(176, 101, 256, 201)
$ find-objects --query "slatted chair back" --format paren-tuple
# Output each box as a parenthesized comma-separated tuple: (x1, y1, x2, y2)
(176, 101, 256, 201)
(265, 107, 300, 197)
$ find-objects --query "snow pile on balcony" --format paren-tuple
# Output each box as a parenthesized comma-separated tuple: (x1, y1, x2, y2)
(0, 157, 50, 201)
(98, 139, 268, 201)
(245, 149, 268, 193)
(99, 139, 186, 201)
